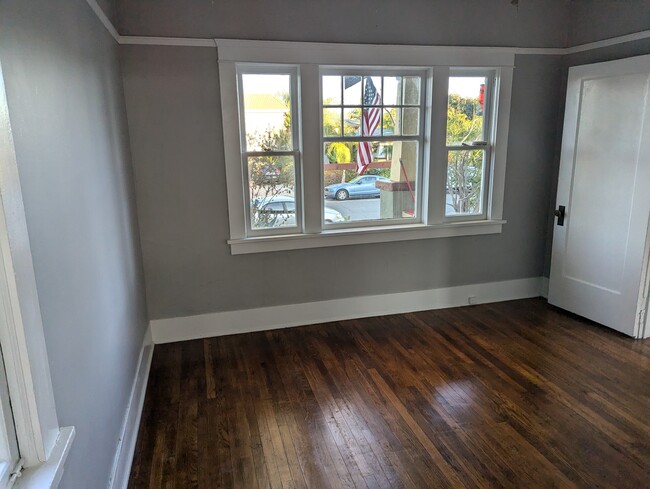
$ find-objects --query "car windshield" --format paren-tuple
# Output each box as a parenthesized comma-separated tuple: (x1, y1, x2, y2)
(348, 177, 362, 184)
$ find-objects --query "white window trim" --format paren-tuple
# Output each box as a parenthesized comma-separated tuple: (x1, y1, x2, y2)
(0, 63, 74, 488)
(319, 67, 428, 230)
(218, 39, 514, 255)
(237, 65, 303, 237)
(444, 67, 495, 222)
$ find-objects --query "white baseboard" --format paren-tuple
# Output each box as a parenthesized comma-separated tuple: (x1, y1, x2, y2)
(151, 277, 545, 344)
(540, 276, 550, 298)
(107, 326, 154, 489)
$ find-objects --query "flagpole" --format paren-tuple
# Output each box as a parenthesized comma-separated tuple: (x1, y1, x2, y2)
(399, 158, 415, 203)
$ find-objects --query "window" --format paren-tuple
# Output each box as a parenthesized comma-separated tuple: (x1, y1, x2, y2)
(218, 41, 514, 254)
(0, 348, 19, 489)
(321, 72, 425, 226)
(445, 70, 494, 219)
(238, 68, 301, 235)
(0, 69, 74, 487)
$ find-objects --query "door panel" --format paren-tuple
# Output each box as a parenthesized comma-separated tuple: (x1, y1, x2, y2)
(564, 74, 645, 292)
(549, 56, 650, 337)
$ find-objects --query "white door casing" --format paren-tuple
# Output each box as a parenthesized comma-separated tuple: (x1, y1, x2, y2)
(549, 55, 650, 338)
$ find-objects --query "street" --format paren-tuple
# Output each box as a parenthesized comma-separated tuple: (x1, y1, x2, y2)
(325, 198, 380, 221)
(324, 194, 458, 221)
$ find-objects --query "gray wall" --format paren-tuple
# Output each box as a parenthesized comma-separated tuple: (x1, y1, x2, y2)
(568, 0, 650, 46)
(116, 0, 571, 48)
(118, 0, 650, 320)
(121, 45, 563, 320)
(0, 0, 148, 488)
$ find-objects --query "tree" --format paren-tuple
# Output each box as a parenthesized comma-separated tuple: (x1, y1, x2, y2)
(247, 102, 294, 228)
(446, 94, 484, 214)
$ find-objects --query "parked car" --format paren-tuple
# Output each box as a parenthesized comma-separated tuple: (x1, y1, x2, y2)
(252, 195, 345, 227)
(325, 175, 391, 200)
(260, 165, 282, 183)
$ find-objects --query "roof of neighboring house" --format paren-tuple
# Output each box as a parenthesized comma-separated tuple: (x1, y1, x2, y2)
(244, 93, 288, 111)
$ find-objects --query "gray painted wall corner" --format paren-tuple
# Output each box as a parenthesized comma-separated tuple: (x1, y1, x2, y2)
(0, 0, 148, 487)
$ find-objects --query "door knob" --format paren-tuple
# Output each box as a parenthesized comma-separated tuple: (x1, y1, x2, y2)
(554, 205, 566, 226)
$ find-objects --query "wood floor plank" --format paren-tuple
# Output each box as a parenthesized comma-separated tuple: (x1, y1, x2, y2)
(129, 299, 650, 489)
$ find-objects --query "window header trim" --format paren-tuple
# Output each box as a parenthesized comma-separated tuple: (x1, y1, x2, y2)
(216, 39, 515, 67)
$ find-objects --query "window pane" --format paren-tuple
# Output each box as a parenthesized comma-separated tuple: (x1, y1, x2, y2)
(242, 74, 292, 151)
(447, 76, 487, 146)
(323, 141, 418, 224)
(343, 76, 362, 105)
(322, 75, 341, 105)
(344, 108, 361, 136)
(383, 108, 399, 136)
(323, 108, 342, 136)
(401, 108, 420, 136)
(383, 76, 402, 105)
(446, 149, 485, 216)
(362, 108, 382, 136)
(402, 76, 421, 105)
(248, 155, 296, 229)
(363, 76, 382, 106)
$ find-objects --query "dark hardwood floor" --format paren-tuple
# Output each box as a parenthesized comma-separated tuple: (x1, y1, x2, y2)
(128, 298, 650, 489)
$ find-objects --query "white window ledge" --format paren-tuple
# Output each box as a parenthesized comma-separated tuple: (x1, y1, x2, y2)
(228, 219, 505, 254)
(16, 427, 75, 489)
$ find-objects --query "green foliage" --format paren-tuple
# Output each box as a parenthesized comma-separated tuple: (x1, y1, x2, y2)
(446, 95, 484, 214)
(326, 142, 352, 163)
(382, 108, 397, 135)
(446, 94, 483, 145)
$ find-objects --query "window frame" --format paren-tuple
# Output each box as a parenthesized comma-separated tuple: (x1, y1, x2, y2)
(319, 67, 429, 230)
(0, 344, 19, 489)
(217, 40, 514, 255)
(0, 61, 74, 488)
(236, 64, 303, 237)
(444, 68, 496, 223)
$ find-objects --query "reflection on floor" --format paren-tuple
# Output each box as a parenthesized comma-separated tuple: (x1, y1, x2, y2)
(128, 298, 650, 489)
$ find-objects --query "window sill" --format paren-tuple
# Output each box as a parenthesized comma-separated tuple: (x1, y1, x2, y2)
(16, 427, 75, 489)
(228, 219, 505, 254)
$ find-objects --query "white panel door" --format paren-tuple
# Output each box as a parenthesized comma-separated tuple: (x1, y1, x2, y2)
(549, 55, 650, 338)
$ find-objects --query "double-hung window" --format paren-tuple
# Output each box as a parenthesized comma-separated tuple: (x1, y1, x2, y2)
(218, 40, 514, 254)
(321, 70, 426, 226)
(238, 66, 302, 235)
(445, 69, 494, 220)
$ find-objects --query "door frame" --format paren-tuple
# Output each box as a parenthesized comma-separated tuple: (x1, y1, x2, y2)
(638, 218, 650, 338)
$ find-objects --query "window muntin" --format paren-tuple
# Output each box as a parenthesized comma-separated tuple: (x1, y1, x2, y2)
(238, 68, 302, 235)
(445, 72, 494, 218)
(321, 71, 426, 226)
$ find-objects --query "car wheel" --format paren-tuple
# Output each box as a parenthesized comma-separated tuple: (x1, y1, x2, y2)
(335, 189, 349, 201)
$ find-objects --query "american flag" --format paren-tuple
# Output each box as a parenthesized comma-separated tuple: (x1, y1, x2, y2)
(357, 77, 381, 174)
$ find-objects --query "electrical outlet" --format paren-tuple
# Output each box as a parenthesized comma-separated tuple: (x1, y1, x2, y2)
(468, 295, 477, 305)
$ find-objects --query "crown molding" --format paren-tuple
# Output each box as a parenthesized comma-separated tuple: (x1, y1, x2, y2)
(564, 30, 650, 54)
(86, 0, 650, 57)
(85, 0, 120, 43)
(119, 36, 216, 47)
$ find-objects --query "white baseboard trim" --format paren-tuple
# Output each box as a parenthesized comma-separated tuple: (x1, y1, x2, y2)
(151, 277, 545, 344)
(107, 326, 154, 489)
(540, 276, 550, 299)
